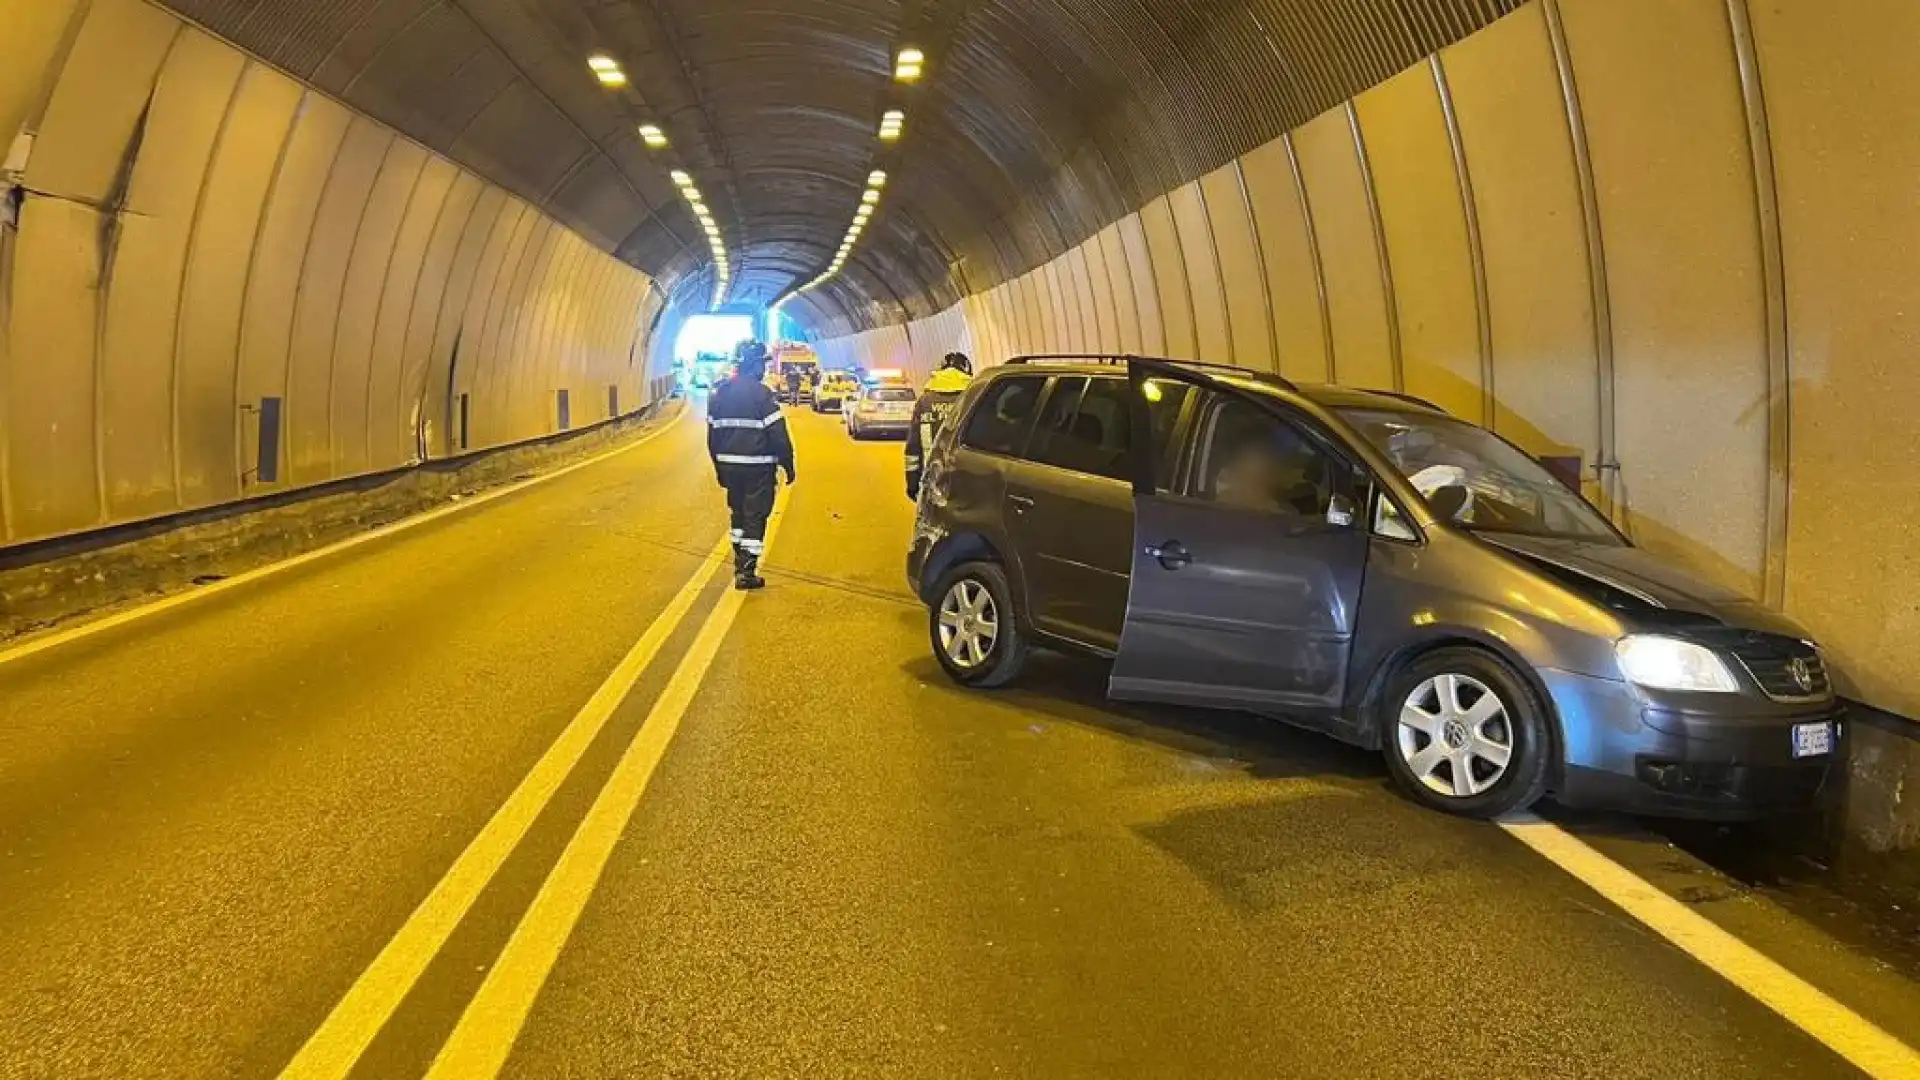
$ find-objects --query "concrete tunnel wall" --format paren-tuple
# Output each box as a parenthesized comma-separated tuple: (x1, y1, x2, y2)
(0, 0, 671, 549)
(816, 0, 1920, 850)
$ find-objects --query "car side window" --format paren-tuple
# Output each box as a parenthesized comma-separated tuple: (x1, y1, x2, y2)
(1026, 377, 1089, 467)
(960, 376, 1045, 457)
(1192, 394, 1349, 519)
(1027, 376, 1135, 481)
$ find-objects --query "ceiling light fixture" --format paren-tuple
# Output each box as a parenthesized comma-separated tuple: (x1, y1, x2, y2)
(868, 170, 888, 188)
(670, 170, 693, 187)
(639, 124, 668, 148)
(895, 48, 925, 82)
(589, 56, 628, 87)
(878, 110, 904, 141)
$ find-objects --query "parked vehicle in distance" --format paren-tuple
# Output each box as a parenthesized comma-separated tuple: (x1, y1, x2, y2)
(907, 356, 1843, 821)
(815, 373, 860, 413)
(847, 384, 917, 440)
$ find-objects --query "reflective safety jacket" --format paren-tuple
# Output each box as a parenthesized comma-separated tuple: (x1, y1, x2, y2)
(707, 375, 794, 481)
(905, 367, 973, 500)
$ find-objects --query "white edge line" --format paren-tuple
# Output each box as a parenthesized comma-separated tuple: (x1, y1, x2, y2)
(277, 526, 734, 1080)
(1500, 814, 1920, 1079)
(0, 405, 688, 669)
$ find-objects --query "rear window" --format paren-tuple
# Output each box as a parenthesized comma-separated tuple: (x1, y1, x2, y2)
(960, 376, 1045, 456)
(871, 388, 915, 402)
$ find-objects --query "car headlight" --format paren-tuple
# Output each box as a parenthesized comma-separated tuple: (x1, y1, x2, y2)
(1614, 635, 1739, 693)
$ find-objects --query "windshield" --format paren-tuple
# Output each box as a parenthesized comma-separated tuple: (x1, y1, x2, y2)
(1338, 409, 1620, 543)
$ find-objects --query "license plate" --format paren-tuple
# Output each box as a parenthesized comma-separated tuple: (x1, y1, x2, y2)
(1791, 721, 1833, 759)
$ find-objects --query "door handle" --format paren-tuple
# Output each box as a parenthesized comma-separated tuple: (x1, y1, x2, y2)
(1007, 494, 1035, 514)
(1145, 540, 1192, 570)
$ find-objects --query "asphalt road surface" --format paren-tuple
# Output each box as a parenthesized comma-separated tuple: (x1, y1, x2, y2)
(2, 402, 1914, 1079)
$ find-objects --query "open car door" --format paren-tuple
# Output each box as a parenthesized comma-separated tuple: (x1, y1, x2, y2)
(1108, 360, 1371, 713)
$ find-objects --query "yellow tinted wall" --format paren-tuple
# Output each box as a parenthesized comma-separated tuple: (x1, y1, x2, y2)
(817, 0, 1920, 725)
(0, 0, 658, 546)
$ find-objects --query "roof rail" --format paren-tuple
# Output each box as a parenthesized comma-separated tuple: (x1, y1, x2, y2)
(1366, 390, 1449, 414)
(1006, 353, 1300, 393)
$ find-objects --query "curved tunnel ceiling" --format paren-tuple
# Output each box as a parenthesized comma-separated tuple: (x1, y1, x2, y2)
(157, 0, 1523, 332)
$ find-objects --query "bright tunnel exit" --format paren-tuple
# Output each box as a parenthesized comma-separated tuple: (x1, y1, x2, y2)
(674, 313, 759, 364)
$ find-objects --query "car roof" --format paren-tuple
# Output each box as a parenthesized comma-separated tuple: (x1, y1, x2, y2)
(990, 356, 1448, 415)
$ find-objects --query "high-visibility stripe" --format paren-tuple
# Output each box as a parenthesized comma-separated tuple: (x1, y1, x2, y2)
(715, 454, 779, 465)
(740, 540, 765, 554)
(904, 455, 921, 469)
(710, 412, 786, 430)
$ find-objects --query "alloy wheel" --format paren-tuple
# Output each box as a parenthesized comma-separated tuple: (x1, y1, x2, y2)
(937, 579, 999, 670)
(1395, 673, 1514, 798)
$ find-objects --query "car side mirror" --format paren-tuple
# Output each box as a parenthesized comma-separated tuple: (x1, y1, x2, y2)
(1429, 484, 1470, 523)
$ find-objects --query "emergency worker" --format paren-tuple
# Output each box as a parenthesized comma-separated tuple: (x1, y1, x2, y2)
(905, 352, 974, 500)
(707, 345, 795, 590)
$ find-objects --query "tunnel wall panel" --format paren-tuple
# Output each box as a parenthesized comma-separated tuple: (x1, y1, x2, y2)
(1117, 213, 1164, 356)
(366, 157, 459, 471)
(1239, 136, 1331, 383)
(1140, 196, 1196, 360)
(1441, 4, 1599, 462)
(177, 64, 303, 508)
(0, 0, 656, 546)
(1201, 163, 1274, 373)
(23, 0, 179, 206)
(1561, 0, 1768, 596)
(1752, 0, 1920, 715)
(1353, 63, 1485, 422)
(285, 116, 391, 486)
(0, 0, 89, 171)
(6, 199, 105, 539)
(99, 29, 246, 521)
(331, 139, 428, 479)
(1169, 181, 1231, 365)
(1294, 106, 1396, 391)
(236, 90, 353, 488)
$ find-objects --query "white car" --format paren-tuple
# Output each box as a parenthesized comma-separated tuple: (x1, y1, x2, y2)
(845, 385, 917, 439)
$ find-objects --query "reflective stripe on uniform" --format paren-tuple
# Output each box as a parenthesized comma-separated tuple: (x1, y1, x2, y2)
(715, 453, 779, 465)
(904, 455, 921, 469)
(762, 411, 786, 427)
(710, 417, 772, 429)
(739, 539, 765, 555)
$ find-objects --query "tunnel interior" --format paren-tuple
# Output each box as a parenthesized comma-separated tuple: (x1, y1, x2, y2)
(5, 2, 1920, 866)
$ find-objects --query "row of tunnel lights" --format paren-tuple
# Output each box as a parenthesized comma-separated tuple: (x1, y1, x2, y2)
(588, 54, 730, 307)
(591, 46, 925, 310)
(786, 49, 921, 308)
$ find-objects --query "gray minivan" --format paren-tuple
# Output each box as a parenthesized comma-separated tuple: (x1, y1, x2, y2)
(907, 356, 1843, 820)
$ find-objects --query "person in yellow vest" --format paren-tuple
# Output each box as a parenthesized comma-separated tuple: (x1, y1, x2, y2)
(905, 352, 974, 501)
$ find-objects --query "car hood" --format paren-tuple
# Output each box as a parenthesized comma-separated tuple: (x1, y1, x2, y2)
(1480, 534, 1806, 636)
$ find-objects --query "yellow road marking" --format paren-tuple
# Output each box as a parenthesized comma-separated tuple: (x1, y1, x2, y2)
(1501, 815, 1920, 1078)
(0, 405, 688, 669)
(424, 495, 790, 1079)
(276, 526, 731, 1080)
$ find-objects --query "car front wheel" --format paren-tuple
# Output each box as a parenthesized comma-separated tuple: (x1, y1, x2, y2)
(929, 562, 1029, 688)
(1380, 647, 1552, 818)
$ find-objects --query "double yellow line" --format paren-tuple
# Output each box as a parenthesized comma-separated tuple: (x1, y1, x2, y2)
(279, 497, 788, 1080)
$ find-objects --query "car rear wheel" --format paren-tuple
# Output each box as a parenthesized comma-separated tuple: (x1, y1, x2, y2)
(1380, 647, 1551, 818)
(930, 562, 1028, 688)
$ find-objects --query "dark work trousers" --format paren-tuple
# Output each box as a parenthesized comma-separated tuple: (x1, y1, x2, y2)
(723, 467, 777, 573)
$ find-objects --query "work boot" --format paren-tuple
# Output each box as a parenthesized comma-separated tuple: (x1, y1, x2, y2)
(735, 556, 766, 591)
